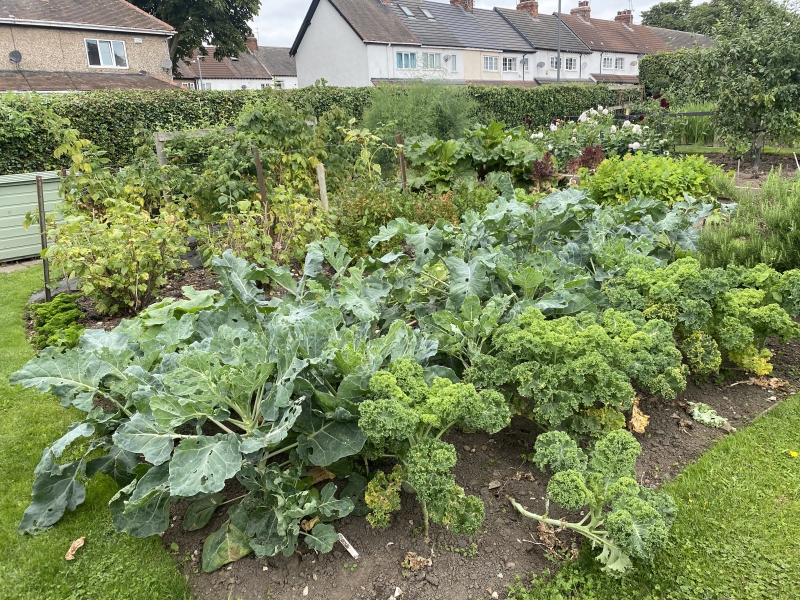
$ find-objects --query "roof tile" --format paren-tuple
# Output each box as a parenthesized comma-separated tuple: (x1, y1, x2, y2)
(0, 69, 176, 91)
(558, 13, 668, 55)
(0, 0, 173, 32)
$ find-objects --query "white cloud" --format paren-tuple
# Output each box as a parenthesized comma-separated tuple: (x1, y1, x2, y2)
(250, 0, 669, 49)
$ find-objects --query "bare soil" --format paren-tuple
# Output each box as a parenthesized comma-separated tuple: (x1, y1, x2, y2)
(160, 338, 800, 600)
(704, 153, 799, 189)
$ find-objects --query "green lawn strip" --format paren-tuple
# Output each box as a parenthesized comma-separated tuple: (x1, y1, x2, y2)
(507, 394, 800, 600)
(677, 144, 800, 156)
(0, 267, 189, 600)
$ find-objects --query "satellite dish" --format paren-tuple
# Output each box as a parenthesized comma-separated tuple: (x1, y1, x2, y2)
(161, 58, 173, 69)
(537, 61, 545, 68)
(9, 50, 22, 64)
(631, 61, 638, 67)
(241, 85, 247, 89)
(443, 55, 450, 62)
(582, 62, 588, 69)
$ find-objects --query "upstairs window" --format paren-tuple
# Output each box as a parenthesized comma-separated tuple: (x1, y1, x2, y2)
(400, 5, 414, 17)
(503, 57, 517, 72)
(616, 57, 625, 69)
(396, 52, 417, 70)
(565, 57, 577, 71)
(85, 39, 128, 68)
(483, 56, 498, 71)
(421, 8, 435, 19)
(603, 56, 613, 69)
(423, 53, 442, 69)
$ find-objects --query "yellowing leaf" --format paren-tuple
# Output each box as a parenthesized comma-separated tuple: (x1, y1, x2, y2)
(627, 398, 650, 434)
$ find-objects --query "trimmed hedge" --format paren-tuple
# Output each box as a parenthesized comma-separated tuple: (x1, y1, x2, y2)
(639, 49, 713, 102)
(1, 83, 639, 175)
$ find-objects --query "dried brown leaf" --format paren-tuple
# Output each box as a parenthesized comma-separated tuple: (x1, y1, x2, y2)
(65, 537, 85, 561)
(628, 397, 650, 434)
(308, 467, 335, 484)
(401, 551, 432, 572)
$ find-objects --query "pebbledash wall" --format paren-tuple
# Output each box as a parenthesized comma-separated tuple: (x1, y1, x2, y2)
(0, 25, 172, 78)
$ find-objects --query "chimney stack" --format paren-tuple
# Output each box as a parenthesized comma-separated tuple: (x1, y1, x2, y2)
(570, 1, 590, 20)
(450, 0, 474, 13)
(517, 1, 539, 18)
(614, 9, 634, 26)
(245, 36, 258, 54)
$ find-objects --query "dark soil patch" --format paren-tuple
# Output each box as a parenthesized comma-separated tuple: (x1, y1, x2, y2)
(703, 153, 799, 189)
(76, 267, 220, 332)
(161, 337, 800, 600)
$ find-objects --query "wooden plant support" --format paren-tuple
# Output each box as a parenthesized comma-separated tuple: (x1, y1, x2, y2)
(397, 131, 408, 191)
(316, 163, 329, 211)
(252, 148, 275, 239)
(35, 176, 52, 302)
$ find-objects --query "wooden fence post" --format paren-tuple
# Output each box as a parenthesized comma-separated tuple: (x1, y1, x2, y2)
(35, 176, 52, 302)
(252, 148, 274, 238)
(396, 131, 408, 191)
(316, 163, 329, 211)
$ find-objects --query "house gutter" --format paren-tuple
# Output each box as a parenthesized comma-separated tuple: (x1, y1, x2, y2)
(0, 18, 174, 36)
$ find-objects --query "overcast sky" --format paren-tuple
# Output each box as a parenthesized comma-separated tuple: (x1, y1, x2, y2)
(250, 0, 686, 48)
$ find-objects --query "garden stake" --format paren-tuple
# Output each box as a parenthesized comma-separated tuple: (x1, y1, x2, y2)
(316, 162, 329, 211)
(35, 176, 51, 302)
(252, 147, 274, 237)
(397, 131, 408, 191)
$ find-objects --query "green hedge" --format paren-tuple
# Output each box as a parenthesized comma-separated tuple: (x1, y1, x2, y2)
(1, 83, 639, 175)
(639, 49, 713, 102)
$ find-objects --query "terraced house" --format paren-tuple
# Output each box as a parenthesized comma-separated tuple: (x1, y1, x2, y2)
(292, 0, 698, 89)
(0, 0, 176, 92)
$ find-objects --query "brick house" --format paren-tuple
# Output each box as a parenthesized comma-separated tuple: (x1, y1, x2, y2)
(0, 0, 177, 91)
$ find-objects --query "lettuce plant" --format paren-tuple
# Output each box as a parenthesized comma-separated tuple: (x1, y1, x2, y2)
(509, 430, 677, 575)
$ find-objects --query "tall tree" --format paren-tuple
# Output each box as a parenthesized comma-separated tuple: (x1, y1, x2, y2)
(697, 1, 800, 167)
(130, 0, 261, 63)
(642, 0, 692, 31)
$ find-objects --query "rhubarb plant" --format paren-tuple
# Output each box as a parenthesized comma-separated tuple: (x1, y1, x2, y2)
(509, 430, 677, 575)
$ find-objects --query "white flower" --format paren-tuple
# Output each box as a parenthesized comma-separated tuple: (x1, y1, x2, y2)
(506, 135, 513, 141)
(597, 104, 604, 110)
(628, 142, 641, 150)
(665, 151, 670, 156)
(548, 144, 554, 151)
(571, 137, 577, 143)
(590, 109, 598, 116)
(602, 109, 609, 115)
(632, 124, 642, 134)
(573, 128, 577, 133)
(610, 125, 617, 134)
(538, 132, 545, 138)
(550, 124, 558, 131)
(623, 120, 631, 128)
(531, 132, 544, 139)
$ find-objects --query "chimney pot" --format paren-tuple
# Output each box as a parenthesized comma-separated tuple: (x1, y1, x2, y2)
(614, 9, 634, 26)
(517, 1, 539, 18)
(450, 0, 474, 13)
(245, 36, 258, 54)
(570, 1, 590, 20)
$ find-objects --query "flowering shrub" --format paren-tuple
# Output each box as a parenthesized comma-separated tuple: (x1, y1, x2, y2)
(529, 106, 671, 168)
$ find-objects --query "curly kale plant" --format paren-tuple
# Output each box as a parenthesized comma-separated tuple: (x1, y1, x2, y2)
(604, 258, 800, 376)
(359, 359, 510, 537)
(509, 430, 677, 575)
(465, 307, 686, 436)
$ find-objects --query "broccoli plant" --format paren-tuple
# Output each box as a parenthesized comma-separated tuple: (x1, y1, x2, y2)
(508, 430, 677, 575)
(359, 359, 511, 538)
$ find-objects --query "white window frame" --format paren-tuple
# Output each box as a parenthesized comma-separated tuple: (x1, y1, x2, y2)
(400, 5, 414, 17)
(615, 57, 625, 70)
(502, 57, 517, 72)
(421, 8, 435, 19)
(84, 38, 129, 69)
(449, 54, 457, 72)
(603, 56, 613, 69)
(396, 52, 417, 70)
(483, 56, 499, 72)
(423, 53, 442, 70)
(550, 56, 561, 70)
(565, 57, 577, 71)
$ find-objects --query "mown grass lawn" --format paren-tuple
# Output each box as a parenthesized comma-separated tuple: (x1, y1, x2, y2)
(507, 394, 800, 600)
(0, 267, 189, 600)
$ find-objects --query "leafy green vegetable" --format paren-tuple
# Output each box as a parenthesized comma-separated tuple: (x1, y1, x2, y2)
(510, 430, 677, 575)
(359, 359, 510, 537)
